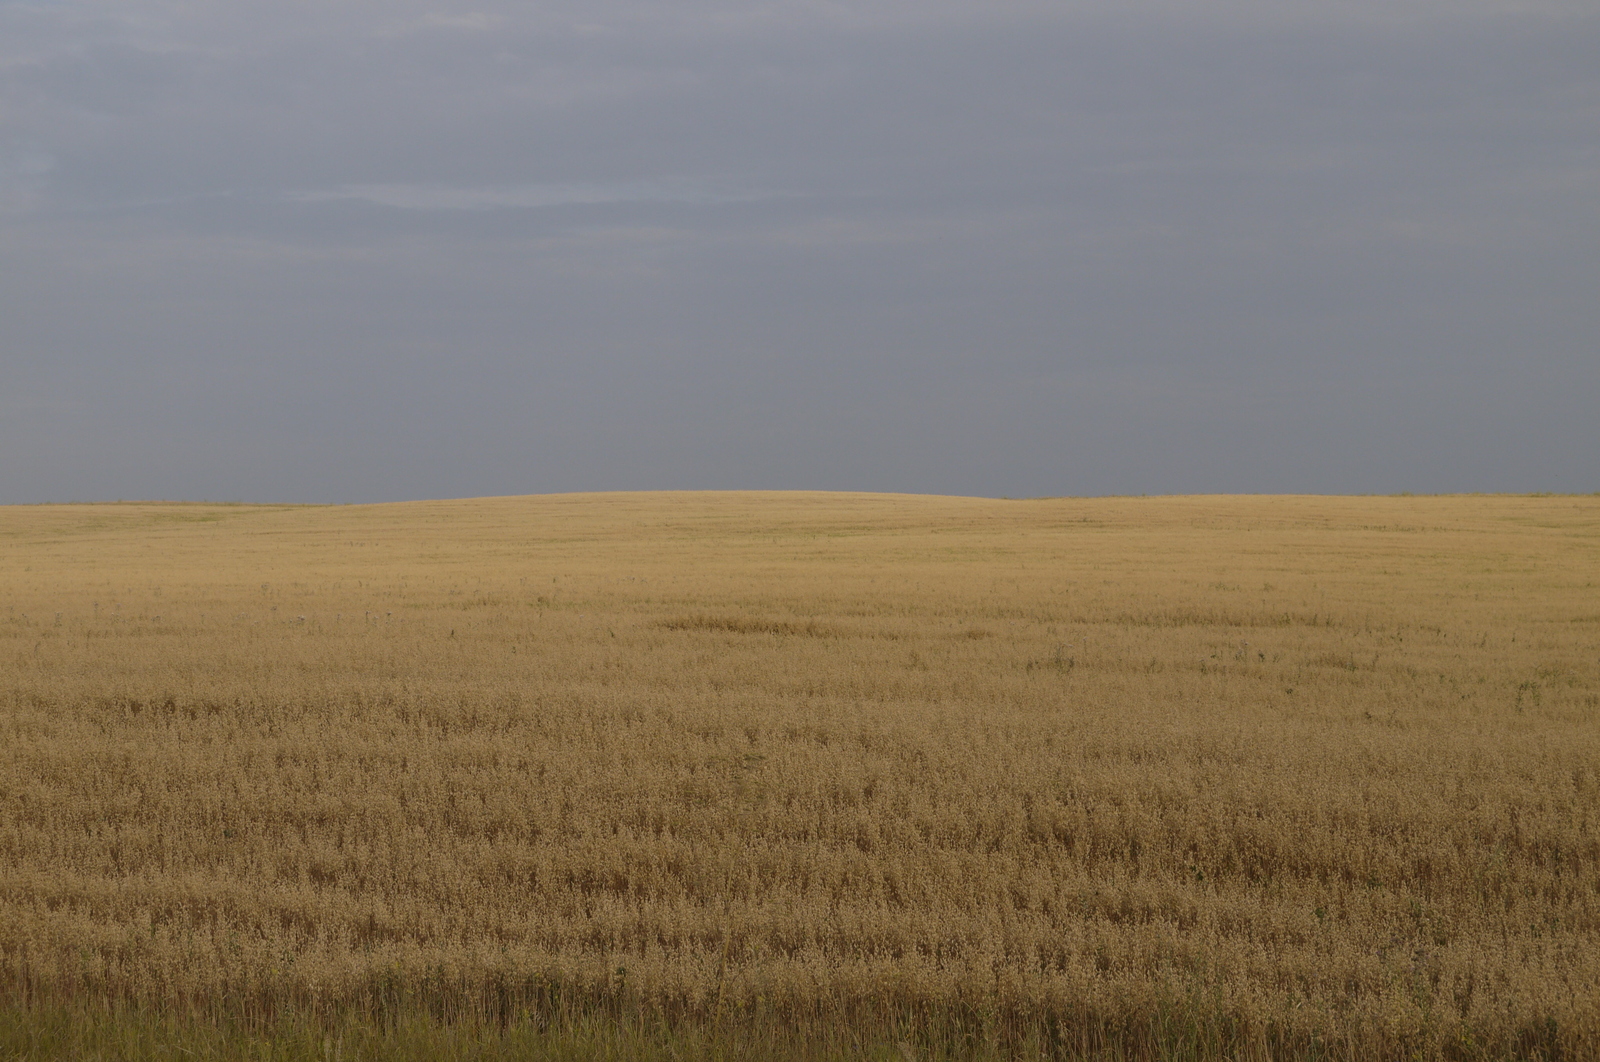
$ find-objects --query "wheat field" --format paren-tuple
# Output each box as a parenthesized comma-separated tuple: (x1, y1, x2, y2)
(2, 492, 1597, 1060)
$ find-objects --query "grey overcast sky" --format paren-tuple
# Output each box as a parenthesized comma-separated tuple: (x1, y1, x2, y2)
(2, 0, 1596, 503)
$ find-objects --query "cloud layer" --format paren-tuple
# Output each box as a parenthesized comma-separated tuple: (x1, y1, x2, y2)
(3, 0, 1597, 501)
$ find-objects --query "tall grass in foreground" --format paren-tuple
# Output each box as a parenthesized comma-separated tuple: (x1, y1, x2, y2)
(0, 993, 1437, 1062)
(1, 492, 1597, 1060)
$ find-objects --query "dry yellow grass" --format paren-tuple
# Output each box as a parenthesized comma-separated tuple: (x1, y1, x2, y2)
(2, 492, 1598, 1059)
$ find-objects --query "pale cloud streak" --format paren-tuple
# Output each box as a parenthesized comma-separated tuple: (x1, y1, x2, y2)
(285, 179, 766, 212)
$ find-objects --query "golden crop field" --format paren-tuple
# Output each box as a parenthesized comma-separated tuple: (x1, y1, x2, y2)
(2, 492, 1598, 1060)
